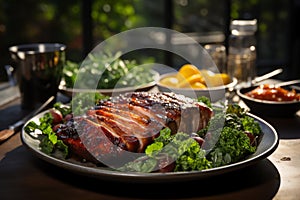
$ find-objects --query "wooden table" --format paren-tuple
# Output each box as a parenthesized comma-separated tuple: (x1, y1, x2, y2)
(0, 92, 299, 200)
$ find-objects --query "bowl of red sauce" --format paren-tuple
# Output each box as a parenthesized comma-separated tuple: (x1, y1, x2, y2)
(237, 84, 300, 117)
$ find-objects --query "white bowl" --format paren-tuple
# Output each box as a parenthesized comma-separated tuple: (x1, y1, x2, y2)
(156, 72, 238, 102)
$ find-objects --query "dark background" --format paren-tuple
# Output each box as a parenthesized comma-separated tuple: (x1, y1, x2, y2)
(0, 0, 299, 82)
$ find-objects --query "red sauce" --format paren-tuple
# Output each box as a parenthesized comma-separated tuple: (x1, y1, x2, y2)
(245, 84, 300, 102)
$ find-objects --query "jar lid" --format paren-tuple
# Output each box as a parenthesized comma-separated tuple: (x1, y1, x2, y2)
(230, 19, 257, 33)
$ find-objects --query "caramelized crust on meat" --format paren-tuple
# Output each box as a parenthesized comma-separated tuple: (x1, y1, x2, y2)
(55, 92, 213, 165)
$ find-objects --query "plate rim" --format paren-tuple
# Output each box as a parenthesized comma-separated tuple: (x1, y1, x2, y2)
(21, 109, 279, 183)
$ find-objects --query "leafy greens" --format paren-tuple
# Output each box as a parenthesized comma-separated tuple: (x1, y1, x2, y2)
(63, 51, 156, 90)
(118, 101, 262, 172)
(24, 94, 263, 173)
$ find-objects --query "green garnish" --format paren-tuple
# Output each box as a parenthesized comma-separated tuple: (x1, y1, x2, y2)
(197, 96, 212, 108)
(24, 94, 262, 173)
(118, 128, 212, 172)
(24, 112, 69, 159)
(200, 103, 262, 167)
(63, 51, 156, 90)
(53, 102, 72, 116)
(71, 92, 109, 115)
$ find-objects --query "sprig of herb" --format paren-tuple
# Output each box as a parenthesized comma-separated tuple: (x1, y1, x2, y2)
(24, 112, 69, 159)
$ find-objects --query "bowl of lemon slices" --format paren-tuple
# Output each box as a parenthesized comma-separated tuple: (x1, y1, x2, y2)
(157, 64, 237, 102)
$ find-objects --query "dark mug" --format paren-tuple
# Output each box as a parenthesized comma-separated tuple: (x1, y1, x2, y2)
(9, 43, 66, 110)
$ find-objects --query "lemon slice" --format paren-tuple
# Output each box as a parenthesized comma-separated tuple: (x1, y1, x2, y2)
(199, 70, 231, 87)
(177, 73, 205, 88)
(206, 73, 231, 87)
(177, 64, 201, 80)
(219, 73, 231, 85)
(191, 82, 207, 89)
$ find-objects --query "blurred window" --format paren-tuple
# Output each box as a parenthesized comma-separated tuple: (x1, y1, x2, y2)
(0, 0, 298, 81)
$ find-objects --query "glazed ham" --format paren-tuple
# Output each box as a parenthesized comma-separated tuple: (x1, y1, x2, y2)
(55, 92, 213, 166)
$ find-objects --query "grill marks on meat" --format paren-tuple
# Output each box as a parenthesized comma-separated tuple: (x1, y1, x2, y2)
(56, 92, 213, 165)
(98, 92, 212, 132)
(75, 117, 127, 164)
(89, 105, 164, 152)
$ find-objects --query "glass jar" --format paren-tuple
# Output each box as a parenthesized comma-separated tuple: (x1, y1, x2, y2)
(227, 19, 257, 88)
(204, 44, 227, 74)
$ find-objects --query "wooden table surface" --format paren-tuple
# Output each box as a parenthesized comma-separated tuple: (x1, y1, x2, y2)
(0, 91, 299, 200)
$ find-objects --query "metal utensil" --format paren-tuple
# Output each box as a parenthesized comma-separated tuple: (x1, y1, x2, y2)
(227, 68, 284, 103)
(0, 95, 55, 143)
(274, 79, 300, 87)
(251, 68, 283, 85)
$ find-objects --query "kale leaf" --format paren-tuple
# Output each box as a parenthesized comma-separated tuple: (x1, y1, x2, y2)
(200, 103, 262, 167)
(119, 128, 212, 172)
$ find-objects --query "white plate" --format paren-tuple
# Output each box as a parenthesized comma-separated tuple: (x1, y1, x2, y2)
(59, 70, 160, 97)
(21, 109, 278, 183)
